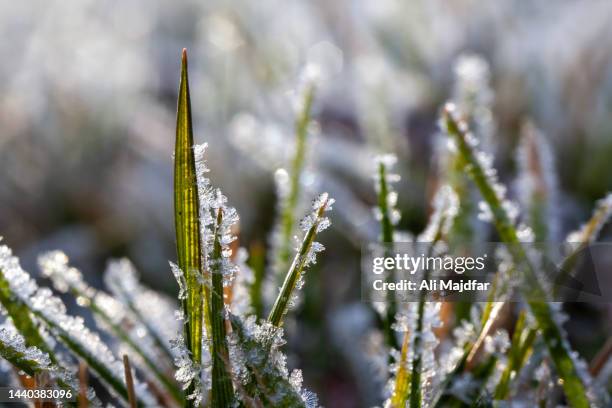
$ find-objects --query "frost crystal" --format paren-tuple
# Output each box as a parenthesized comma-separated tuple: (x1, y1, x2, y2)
(418, 185, 459, 241)
(228, 315, 319, 407)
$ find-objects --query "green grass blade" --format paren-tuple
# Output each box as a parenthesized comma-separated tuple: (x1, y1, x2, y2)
(210, 209, 235, 407)
(375, 156, 399, 351)
(174, 48, 206, 406)
(493, 311, 537, 400)
(268, 193, 332, 327)
(272, 83, 316, 284)
(443, 104, 591, 408)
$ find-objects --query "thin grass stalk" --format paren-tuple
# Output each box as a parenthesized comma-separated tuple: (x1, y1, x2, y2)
(123, 355, 138, 408)
(376, 160, 399, 351)
(274, 83, 316, 284)
(79, 361, 88, 408)
(443, 104, 591, 408)
(174, 48, 206, 407)
(210, 208, 235, 407)
(494, 311, 537, 400)
(268, 195, 329, 327)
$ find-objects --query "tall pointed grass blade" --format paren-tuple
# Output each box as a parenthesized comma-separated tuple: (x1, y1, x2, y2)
(174, 48, 206, 406)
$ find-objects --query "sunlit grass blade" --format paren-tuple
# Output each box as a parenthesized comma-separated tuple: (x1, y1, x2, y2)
(389, 333, 411, 408)
(271, 82, 316, 284)
(268, 193, 332, 327)
(210, 208, 235, 407)
(443, 104, 591, 408)
(38, 251, 181, 402)
(174, 48, 206, 406)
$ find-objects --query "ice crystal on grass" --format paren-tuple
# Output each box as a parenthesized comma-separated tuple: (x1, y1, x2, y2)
(169, 261, 187, 301)
(228, 315, 318, 407)
(171, 333, 203, 405)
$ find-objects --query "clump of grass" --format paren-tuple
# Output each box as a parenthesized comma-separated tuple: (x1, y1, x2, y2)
(0, 50, 332, 407)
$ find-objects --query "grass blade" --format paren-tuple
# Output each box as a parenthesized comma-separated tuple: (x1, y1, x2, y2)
(443, 104, 591, 408)
(493, 311, 537, 400)
(0, 272, 56, 363)
(268, 193, 332, 327)
(271, 83, 316, 285)
(374, 155, 400, 351)
(210, 208, 235, 407)
(174, 48, 206, 406)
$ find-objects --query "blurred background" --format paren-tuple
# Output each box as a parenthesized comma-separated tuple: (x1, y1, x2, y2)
(1, 0, 612, 406)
